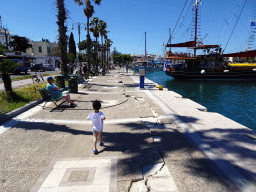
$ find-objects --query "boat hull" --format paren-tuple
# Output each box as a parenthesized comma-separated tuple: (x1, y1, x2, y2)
(165, 70, 256, 80)
(133, 66, 163, 71)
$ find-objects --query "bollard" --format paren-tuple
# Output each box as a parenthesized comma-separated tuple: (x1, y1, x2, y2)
(139, 66, 145, 89)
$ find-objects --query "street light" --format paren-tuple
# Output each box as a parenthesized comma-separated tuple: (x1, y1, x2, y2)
(71, 22, 86, 54)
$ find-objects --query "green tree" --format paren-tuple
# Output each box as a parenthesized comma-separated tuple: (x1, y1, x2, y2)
(99, 20, 107, 66)
(90, 17, 100, 67)
(105, 38, 112, 67)
(78, 53, 86, 62)
(0, 44, 17, 93)
(56, 0, 69, 78)
(67, 52, 76, 63)
(74, 0, 102, 69)
(42, 38, 50, 43)
(68, 32, 76, 57)
(8, 35, 32, 52)
(111, 47, 120, 64)
(0, 45, 18, 94)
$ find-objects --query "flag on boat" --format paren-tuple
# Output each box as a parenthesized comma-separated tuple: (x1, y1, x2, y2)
(251, 21, 256, 26)
(164, 59, 167, 71)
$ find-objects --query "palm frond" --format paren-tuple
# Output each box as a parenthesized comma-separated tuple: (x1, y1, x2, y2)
(74, 0, 83, 6)
(94, 0, 102, 5)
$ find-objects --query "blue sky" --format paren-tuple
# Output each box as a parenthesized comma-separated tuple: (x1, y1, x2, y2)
(1, 0, 255, 55)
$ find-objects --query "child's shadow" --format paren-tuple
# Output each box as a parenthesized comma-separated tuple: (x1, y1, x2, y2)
(97, 147, 106, 154)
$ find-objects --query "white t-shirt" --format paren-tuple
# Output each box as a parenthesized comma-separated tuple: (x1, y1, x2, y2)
(87, 111, 105, 132)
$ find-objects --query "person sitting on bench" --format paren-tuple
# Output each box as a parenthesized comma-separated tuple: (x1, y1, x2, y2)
(46, 76, 77, 107)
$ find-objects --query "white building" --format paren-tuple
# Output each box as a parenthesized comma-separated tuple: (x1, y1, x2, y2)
(26, 40, 58, 57)
(0, 26, 13, 50)
(131, 54, 158, 62)
(26, 40, 61, 67)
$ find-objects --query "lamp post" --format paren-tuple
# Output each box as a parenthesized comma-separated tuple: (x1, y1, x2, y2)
(71, 22, 86, 54)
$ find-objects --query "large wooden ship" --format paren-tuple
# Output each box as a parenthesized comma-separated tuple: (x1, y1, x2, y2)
(164, 0, 256, 80)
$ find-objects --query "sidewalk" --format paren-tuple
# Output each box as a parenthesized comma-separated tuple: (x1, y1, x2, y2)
(0, 68, 254, 191)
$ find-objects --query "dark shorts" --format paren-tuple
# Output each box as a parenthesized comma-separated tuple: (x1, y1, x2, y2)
(56, 92, 64, 98)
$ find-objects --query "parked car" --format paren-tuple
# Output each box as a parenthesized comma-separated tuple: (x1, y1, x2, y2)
(31, 64, 45, 72)
(25, 62, 33, 70)
(44, 64, 55, 71)
(12, 60, 28, 74)
(14, 64, 28, 74)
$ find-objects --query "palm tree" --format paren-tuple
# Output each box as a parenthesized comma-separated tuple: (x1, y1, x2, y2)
(105, 38, 113, 68)
(56, 0, 68, 77)
(90, 17, 100, 68)
(99, 20, 107, 67)
(74, 0, 102, 68)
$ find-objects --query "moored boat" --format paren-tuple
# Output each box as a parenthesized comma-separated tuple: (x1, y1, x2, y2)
(164, 0, 256, 80)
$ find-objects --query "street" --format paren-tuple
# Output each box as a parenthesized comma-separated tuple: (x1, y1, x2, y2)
(0, 68, 61, 81)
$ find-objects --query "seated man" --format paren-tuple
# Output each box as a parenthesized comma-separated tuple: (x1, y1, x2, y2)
(46, 76, 76, 107)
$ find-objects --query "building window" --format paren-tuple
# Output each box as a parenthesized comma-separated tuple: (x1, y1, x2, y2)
(47, 47, 50, 54)
(38, 46, 42, 53)
(32, 48, 34, 53)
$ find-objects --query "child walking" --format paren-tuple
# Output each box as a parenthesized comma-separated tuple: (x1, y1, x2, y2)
(87, 100, 106, 154)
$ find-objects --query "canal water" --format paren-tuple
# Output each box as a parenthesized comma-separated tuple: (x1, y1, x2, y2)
(145, 70, 256, 131)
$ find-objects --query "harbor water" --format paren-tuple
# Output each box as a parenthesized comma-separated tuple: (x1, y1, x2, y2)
(145, 70, 256, 131)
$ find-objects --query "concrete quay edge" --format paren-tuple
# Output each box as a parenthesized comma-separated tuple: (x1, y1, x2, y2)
(131, 70, 256, 192)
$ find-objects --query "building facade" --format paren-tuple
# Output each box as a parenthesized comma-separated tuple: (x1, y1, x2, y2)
(26, 41, 61, 67)
(0, 28, 13, 50)
(26, 41, 58, 57)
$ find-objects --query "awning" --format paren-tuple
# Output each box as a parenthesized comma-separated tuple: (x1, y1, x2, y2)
(166, 56, 197, 60)
(222, 50, 256, 57)
(192, 45, 220, 49)
(166, 41, 196, 48)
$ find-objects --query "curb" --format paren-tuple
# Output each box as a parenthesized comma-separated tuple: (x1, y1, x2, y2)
(0, 87, 68, 125)
(0, 99, 43, 124)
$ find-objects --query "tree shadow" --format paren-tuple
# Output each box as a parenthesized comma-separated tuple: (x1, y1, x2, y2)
(6, 113, 256, 191)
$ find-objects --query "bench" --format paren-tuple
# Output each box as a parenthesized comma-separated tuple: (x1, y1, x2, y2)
(38, 88, 63, 109)
(78, 75, 89, 87)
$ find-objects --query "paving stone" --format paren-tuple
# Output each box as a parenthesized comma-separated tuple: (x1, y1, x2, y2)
(142, 163, 164, 178)
(129, 180, 148, 192)
(147, 176, 179, 192)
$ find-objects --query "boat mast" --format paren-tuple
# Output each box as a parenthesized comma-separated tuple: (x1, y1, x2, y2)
(169, 28, 171, 52)
(193, 0, 201, 57)
(145, 32, 147, 62)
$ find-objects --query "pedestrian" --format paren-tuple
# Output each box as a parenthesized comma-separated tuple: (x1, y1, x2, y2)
(87, 100, 106, 154)
(79, 65, 82, 76)
(83, 64, 88, 79)
(126, 64, 129, 73)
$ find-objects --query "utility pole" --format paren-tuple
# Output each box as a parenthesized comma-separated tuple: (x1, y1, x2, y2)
(145, 32, 147, 62)
(169, 28, 171, 52)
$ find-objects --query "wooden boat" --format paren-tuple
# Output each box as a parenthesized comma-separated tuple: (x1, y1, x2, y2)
(164, 0, 256, 80)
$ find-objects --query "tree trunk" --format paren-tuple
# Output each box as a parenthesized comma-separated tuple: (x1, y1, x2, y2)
(95, 37, 98, 69)
(101, 35, 104, 67)
(56, 0, 68, 79)
(87, 16, 91, 69)
(2, 73, 12, 93)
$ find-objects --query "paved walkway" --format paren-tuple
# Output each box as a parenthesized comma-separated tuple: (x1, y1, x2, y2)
(0, 68, 255, 191)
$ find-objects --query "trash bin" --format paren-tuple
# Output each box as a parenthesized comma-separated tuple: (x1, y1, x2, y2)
(68, 75, 78, 93)
(56, 75, 65, 88)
